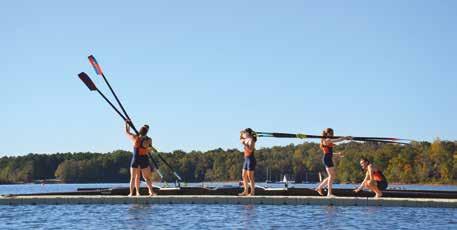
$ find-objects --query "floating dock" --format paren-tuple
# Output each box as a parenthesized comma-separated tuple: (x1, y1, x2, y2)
(1, 195, 456, 208)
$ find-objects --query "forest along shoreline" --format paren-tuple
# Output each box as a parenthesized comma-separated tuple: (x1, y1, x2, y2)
(1, 140, 456, 185)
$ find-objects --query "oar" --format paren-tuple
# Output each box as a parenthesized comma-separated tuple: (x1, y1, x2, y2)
(352, 139, 411, 145)
(256, 132, 411, 144)
(156, 154, 182, 181)
(88, 55, 139, 134)
(87, 55, 182, 182)
(78, 72, 164, 180)
(78, 72, 128, 121)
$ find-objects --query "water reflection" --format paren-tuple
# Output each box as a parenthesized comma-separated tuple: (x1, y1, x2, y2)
(241, 205, 256, 228)
(324, 205, 337, 217)
(126, 204, 155, 228)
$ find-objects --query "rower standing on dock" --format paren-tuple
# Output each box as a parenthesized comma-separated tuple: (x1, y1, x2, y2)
(239, 128, 257, 196)
(125, 120, 157, 196)
(354, 158, 388, 198)
(315, 128, 351, 197)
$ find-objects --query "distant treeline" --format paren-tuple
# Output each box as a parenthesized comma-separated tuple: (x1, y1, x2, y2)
(0, 140, 456, 184)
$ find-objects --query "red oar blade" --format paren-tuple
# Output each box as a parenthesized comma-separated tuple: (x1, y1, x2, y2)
(88, 55, 103, 75)
(78, 72, 97, 91)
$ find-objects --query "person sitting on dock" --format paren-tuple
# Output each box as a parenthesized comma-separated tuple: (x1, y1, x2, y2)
(239, 128, 257, 196)
(125, 120, 157, 196)
(354, 157, 388, 198)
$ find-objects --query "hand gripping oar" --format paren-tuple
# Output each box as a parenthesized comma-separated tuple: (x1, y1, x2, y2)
(256, 132, 411, 144)
(87, 55, 182, 182)
(78, 72, 164, 180)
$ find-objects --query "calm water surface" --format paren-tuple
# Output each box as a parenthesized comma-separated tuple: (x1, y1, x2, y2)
(1, 184, 456, 230)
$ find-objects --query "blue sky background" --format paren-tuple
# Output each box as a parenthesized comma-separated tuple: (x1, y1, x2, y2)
(1, 1, 456, 156)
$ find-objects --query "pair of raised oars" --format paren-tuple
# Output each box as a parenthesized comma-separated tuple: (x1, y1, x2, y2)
(255, 132, 412, 144)
(78, 55, 182, 182)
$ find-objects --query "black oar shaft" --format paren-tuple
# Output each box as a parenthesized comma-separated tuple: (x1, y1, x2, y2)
(148, 155, 164, 180)
(157, 154, 182, 181)
(100, 73, 139, 134)
(88, 56, 182, 182)
(258, 132, 297, 138)
(79, 71, 168, 180)
(256, 132, 409, 144)
(96, 90, 128, 121)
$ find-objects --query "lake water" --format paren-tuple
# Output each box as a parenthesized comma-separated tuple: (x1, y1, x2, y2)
(1, 183, 457, 229)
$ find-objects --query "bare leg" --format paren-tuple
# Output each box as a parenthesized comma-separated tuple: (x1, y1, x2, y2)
(239, 169, 249, 196)
(247, 170, 255, 196)
(326, 167, 336, 197)
(364, 180, 383, 198)
(141, 167, 157, 196)
(134, 169, 141, 196)
(129, 167, 140, 196)
(315, 177, 329, 195)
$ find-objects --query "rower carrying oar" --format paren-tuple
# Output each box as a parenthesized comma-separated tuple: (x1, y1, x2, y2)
(77, 72, 163, 179)
(87, 55, 182, 184)
(78, 72, 157, 196)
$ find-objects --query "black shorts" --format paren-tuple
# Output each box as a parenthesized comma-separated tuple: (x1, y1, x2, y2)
(323, 153, 334, 168)
(376, 180, 388, 191)
(130, 154, 150, 169)
(243, 156, 256, 171)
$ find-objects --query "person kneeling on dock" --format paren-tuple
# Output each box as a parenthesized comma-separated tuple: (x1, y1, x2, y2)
(354, 158, 388, 198)
(239, 128, 257, 196)
(126, 120, 157, 196)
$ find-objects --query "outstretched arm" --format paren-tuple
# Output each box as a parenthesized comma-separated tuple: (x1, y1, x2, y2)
(322, 136, 351, 146)
(355, 172, 369, 192)
(331, 136, 352, 143)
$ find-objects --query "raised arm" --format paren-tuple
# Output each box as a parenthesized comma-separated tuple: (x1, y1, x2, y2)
(125, 120, 135, 142)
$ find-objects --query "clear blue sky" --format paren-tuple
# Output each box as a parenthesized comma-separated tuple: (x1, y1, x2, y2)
(1, 1, 456, 156)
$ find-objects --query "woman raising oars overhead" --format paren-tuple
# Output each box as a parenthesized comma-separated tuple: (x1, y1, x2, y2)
(239, 128, 257, 196)
(315, 128, 351, 197)
(125, 120, 157, 196)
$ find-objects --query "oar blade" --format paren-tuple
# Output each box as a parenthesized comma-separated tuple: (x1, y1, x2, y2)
(78, 72, 97, 91)
(88, 55, 104, 76)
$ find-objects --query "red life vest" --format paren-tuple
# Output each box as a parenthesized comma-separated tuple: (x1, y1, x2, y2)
(372, 170, 385, 182)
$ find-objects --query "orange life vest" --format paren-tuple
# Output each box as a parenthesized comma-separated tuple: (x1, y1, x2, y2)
(320, 142, 334, 154)
(134, 136, 149, 156)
